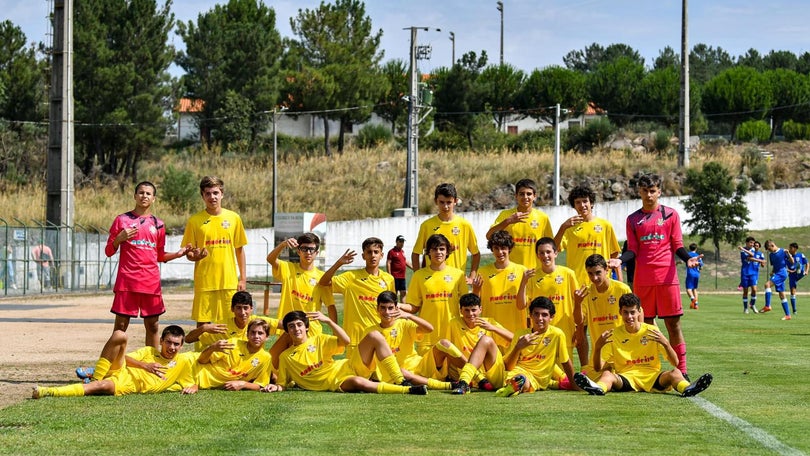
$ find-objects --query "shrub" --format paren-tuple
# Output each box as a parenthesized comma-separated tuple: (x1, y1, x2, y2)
(783, 120, 809, 141)
(160, 165, 198, 212)
(735, 120, 771, 143)
(356, 124, 393, 148)
(653, 129, 672, 153)
(567, 118, 615, 152)
(508, 129, 556, 152)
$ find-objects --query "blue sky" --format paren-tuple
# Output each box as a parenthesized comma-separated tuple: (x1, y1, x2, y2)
(4, 0, 810, 75)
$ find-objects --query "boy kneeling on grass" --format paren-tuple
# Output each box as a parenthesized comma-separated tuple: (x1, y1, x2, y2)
(264, 310, 428, 395)
(574, 293, 712, 397)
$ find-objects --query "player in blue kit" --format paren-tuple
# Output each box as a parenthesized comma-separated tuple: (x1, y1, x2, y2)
(739, 237, 765, 313)
(685, 244, 703, 310)
(787, 242, 808, 315)
(762, 240, 794, 320)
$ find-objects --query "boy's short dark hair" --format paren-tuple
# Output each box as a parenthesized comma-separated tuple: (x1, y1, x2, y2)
(377, 291, 398, 305)
(487, 230, 514, 251)
(298, 232, 321, 247)
(362, 237, 384, 251)
(459, 293, 481, 308)
(790, 242, 799, 249)
(199, 176, 225, 194)
(689, 243, 698, 251)
(535, 236, 557, 254)
(764, 239, 775, 249)
(515, 179, 537, 195)
(135, 181, 157, 195)
(637, 174, 661, 189)
(529, 296, 555, 316)
(231, 291, 254, 309)
(585, 253, 608, 270)
(745, 236, 756, 243)
(161, 325, 185, 340)
(619, 293, 642, 310)
(434, 183, 458, 200)
(283, 310, 310, 330)
(425, 234, 453, 254)
(567, 185, 596, 208)
(247, 318, 269, 334)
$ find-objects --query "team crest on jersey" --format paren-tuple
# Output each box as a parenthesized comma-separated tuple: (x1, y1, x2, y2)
(531, 219, 539, 229)
(478, 329, 486, 338)
(221, 220, 230, 229)
(307, 344, 316, 352)
(594, 224, 603, 233)
(378, 279, 386, 288)
(251, 357, 260, 367)
(444, 274, 453, 283)
(640, 336, 650, 345)
(656, 218, 664, 226)
(390, 328, 398, 339)
(149, 225, 157, 235)
(451, 226, 460, 236)
(542, 337, 551, 346)
(308, 278, 317, 286)
(608, 295, 616, 304)
(507, 272, 517, 281)
(167, 360, 176, 368)
(555, 275, 563, 284)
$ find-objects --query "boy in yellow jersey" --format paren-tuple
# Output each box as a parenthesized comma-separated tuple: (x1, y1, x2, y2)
(517, 237, 584, 370)
(412, 183, 480, 278)
(574, 293, 712, 396)
(553, 185, 621, 286)
(447, 293, 513, 390)
(401, 234, 468, 355)
(195, 319, 276, 391)
(268, 311, 428, 395)
(34, 325, 197, 398)
(184, 291, 280, 348)
(487, 179, 552, 270)
(452, 297, 577, 396)
(268, 233, 334, 333)
(474, 230, 528, 335)
(319, 237, 395, 355)
(182, 176, 248, 327)
(573, 254, 631, 378)
(365, 291, 464, 390)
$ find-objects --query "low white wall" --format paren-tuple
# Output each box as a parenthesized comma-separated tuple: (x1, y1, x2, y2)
(159, 187, 810, 280)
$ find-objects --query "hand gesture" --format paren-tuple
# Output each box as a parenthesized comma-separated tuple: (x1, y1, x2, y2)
(210, 339, 235, 354)
(507, 211, 529, 226)
(515, 331, 541, 350)
(574, 285, 589, 305)
(337, 249, 357, 266)
(646, 327, 668, 346)
(116, 225, 138, 245)
(471, 274, 484, 293)
(595, 329, 613, 351)
(284, 237, 299, 250)
(201, 323, 227, 335)
(144, 362, 167, 380)
(564, 214, 584, 230)
(607, 258, 622, 270)
(307, 311, 329, 323)
(475, 317, 494, 331)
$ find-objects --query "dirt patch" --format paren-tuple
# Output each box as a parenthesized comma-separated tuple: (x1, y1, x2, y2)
(0, 289, 279, 409)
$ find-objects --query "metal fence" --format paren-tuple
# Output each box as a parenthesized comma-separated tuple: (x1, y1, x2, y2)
(0, 219, 117, 296)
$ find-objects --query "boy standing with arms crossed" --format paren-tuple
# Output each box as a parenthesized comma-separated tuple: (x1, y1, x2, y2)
(487, 179, 552, 270)
(412, 183, 480, 279)
(739, 237, 765, 313)
(182, 176, 248, 329)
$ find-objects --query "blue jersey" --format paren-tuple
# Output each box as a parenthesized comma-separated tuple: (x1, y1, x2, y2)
(789, 252, 808, 279)
(685, 251, 702, 279)
(741, 249, 763, 277)
(770, 248, 790, 278)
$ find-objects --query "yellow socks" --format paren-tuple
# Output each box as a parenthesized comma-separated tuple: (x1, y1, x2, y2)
(37, 383, 86, 398)
(459, 363, 477, 384)
(376, 382, 409, 394)
(675, 380, 690, 394)
(434, 341, 464, 359)
(378, 355, 405, 385)
(426, 378, 452, 390)
(92, 358, 111, 381)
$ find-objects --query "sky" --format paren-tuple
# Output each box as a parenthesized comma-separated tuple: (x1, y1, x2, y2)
(3, 0, 810, 76)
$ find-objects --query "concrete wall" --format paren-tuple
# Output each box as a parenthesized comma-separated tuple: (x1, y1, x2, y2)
(159, 187, 810, 280)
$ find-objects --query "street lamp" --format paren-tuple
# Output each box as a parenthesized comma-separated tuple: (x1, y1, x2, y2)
(496, 1, 504, 65)
(449, 31, 455, 66)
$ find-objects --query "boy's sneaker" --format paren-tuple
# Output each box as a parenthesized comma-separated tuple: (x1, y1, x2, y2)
(751, 306, 758, 314)
(494, 374, 526, 397)
(408, 385, 428, 395)
(450, 380, 470, 395)
(761, 306, 772, 313)
(573, 372, 605, 396)
(477, 378, 494, 392)
(399, 379, 413, 387)
(744, 309, 749, 314)
(75, 367, 94, 381)
(682, 373, 713, 397)
(782, 315, 792, 321)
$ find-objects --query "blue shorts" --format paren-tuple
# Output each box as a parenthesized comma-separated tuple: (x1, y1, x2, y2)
(789, 274, 804, 289)
(770, 271, 788, 292)
(685, 276, 699, 290)
(394, 278, 407, 292)
(740, 274, 758, 288)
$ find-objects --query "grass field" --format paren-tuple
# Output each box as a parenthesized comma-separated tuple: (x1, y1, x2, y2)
(1, 293, 808, 456)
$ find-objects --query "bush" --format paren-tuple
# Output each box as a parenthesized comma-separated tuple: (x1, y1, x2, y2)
(567, 118, 615, 152)
(508, 129, 556, 152)
(355, 124, 393, 148)
(160, 165, 198, 212)
(783, 120, 809, 141)
(735, 120, 771, 143)
(653, 129, 672, 153)
(423, 128, 467, 150)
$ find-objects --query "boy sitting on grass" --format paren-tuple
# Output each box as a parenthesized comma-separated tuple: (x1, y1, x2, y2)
(184, 291, 280, 348)
(574, 293, 712, 397)
(195, 319, 276, 392)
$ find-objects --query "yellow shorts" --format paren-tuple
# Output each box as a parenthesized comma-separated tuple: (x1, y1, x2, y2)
(192, 289, 236, 323)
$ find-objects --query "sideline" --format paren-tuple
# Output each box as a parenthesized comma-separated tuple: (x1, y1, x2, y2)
(691, 397, 807, 456)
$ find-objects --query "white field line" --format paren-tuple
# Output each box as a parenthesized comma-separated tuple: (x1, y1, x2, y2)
(691, 397, 807, 456)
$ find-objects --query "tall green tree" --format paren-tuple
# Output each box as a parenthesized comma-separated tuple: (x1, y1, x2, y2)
(0, 21, 45, 124)
(683, 161, 750, 282)
(478, 63, 525, 131)
(517, 65, 586, 129)
(287, 0, 387, 155)
(586, 57, 645, 126)
(176, 0, 282, 148)
(563, 43, 643, 73)
(653, 46, 680, 70)
(763, 50, 798, 71)
(689, 43, 733, 85)
(636, 66, 680, 126)
(763, 68, 810, 135)
(702, 66, 772, 136)
(74, 0, 174, 179)
(432, 51, 488, 149)
(737, 48, 764, 71)
(374, 59, 408, 135)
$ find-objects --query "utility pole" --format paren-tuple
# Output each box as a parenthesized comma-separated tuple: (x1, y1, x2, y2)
(449, 31, 455, 66)
(271, 106, 287, 226)
(496, 1, 504, 65)
(678, 0, 690, 167)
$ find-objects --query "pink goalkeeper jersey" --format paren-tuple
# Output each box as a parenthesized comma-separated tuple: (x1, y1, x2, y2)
(106, 212, 166, 295)
(625, 205, 684, 286)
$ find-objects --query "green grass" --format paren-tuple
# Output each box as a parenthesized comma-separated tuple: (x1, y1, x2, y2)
(1, 295, 809, 455)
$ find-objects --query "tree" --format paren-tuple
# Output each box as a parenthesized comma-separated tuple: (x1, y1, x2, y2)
(563, 43, 643, 73)
(636, 66, 680, 126)
(653, 46, 680, 70)
(689, 43, 733, 85)
(74, 0, 174, 179)
(287, 0, 387, 155)
(737, 48, 764, 71)
(701, 66, 772, 136)
(763, 69, 810, 135)
(517, 65, 586, 130)
(432, 51, 487, 149)
(478, 63, 525, 131)
(0, 21, 45, 124)
(683, 161, 750, 285)
(176, 0, 282, 148)
(586, 57, 645, 126)
(763, 50, 798, 71)
(374, 59, 408, 135)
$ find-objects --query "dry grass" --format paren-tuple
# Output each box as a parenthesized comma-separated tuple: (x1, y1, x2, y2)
(2, 140, 803, 233)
